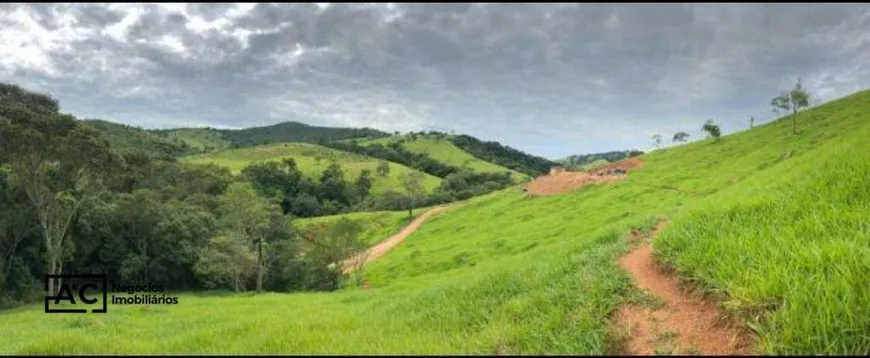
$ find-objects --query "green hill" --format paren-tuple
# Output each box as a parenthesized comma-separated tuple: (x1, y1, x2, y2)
(180, 142, 441, 194)
(217, 121, 389, 147)
(360, 135, 529, 182)
(2, 86, 869, 355)
(79, 119, 195, 158)
(152, 127, 232, 152)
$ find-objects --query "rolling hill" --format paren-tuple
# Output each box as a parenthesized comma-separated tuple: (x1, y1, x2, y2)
(80, 119, 195, 158)
(152, 127, 232, 152)
(180, 142, 442, 194)
(216, 121, 389, 147)
(3, 84, 869, 355)
(359, 134, 529, 182)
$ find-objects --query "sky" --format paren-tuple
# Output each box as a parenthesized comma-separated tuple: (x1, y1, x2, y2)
(1, 3, 869, 159)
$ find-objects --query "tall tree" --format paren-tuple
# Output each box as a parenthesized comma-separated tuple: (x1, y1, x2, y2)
(0, 84, 113, 295)
(399, 172, 426, 220)
(750, 116, 755, 129)
(216, 182, 274, 292)
(354, 169, 373, 201)
(771, 78, 811, 135)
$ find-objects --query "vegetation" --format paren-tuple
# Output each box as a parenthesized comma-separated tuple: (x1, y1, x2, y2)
(771, 79, 812, 135)
(559, 150, 643, 170)
(1, 81, 869, 356)
(361, 134, 527, 181)
(216, 121, 389, 147)
(448, 134, 557, 176)
(153, 127, 232, 153)
(81, 119, 195, 159)
(652, 134, 663, 148)
(180, 142, 441, 195)
(672, 131, 690, 143)
(701, 119, 722, 141)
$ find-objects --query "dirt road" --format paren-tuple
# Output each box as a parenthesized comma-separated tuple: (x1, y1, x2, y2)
(341, 206, 449, 274)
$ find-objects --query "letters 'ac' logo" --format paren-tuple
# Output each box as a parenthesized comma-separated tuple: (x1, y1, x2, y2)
(44, 274, 107, 313)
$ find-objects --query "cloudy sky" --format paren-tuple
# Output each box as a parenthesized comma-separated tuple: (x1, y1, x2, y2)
(2, 3, 869, 159)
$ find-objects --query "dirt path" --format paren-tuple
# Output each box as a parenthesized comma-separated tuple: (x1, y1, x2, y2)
(341, 206, 449, 274)
(615, 222, 753, 355)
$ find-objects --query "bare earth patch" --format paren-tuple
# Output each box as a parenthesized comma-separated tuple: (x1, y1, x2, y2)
(525, 158, 643, 195)
(615, 222, 753, 355)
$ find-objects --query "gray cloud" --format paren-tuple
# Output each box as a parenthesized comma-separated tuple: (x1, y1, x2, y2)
(1, 3, 869, 158)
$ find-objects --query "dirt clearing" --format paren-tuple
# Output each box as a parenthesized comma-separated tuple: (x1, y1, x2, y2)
(525, 158, 643, 195)
(614, 222, 753, 355)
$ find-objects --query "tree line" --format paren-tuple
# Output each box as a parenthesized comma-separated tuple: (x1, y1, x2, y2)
(0, 83, 380, 308)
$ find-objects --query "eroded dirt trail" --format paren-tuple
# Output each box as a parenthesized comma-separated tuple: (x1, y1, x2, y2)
(615, 223, 752, 355)
(342, 206, 448, 274)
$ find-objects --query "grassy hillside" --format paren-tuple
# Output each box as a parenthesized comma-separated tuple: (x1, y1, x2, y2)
(2, 89, 869, 355)
(360, 135, 529, 181)
(295, 208, 431, 247)
(180, 142, 441, 194)
(80, 119, 194, 158)
(153, 128, 232, 152)
(219, 121, 389, 147)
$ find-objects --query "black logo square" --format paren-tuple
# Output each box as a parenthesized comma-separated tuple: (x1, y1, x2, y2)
(44, 274, 107, 313)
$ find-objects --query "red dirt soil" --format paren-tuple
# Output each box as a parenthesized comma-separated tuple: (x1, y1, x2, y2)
(525, 157, 644, 195)
(615, 222, 753, 355)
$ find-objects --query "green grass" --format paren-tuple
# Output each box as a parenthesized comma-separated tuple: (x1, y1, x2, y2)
(294, 209, 427, 246)
(360, 135, 529, 182)
(179, 142, 441, 194)
(3, 89, 870, 354)
(161, 128, 232, 151)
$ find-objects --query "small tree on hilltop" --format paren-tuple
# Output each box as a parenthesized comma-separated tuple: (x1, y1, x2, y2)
(701, 119, 721, 141)
(652, 134, 663, 149)
(749, 116, 755, 129)
(672, 131, 690, 143)
(771, 78, 811, 135)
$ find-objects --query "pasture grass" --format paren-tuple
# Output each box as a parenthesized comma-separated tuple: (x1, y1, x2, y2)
(180, 142, 442, 194)
(2, 90, 869, 354)
(360, 135, 529, 182)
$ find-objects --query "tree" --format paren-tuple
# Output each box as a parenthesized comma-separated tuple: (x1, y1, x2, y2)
(376, 161, 390, 177)
(354, 169, 373, 201)
(672, 132, 690, 143)
(318, 162, 351, 205)
(306, 218, 366, 289)
(771, 78, 811, 135)
(0, 84, 113, 295)
(399, 172, 426, 220)
(750, 116, 755, 129)
(652, 134, 663, 148)
(701, 119, 722, 141)
(215, 182, 274, 292)
(194, 233, 256, 292)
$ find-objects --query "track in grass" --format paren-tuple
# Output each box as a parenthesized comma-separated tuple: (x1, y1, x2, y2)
(615, 221, 753, 355)
(342, 206, 450, 274)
